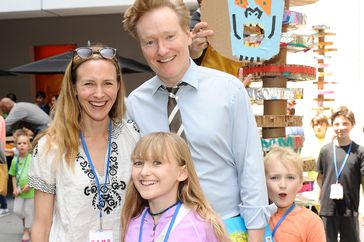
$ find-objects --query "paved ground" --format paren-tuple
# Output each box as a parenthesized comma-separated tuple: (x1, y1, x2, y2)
(1, 196, 364, 242)
(0, 196, 23, 242)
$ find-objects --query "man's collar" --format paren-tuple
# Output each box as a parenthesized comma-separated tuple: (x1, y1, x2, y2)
(151, 59, 199, 95)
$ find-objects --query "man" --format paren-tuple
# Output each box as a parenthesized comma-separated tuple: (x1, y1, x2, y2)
(35, 91, 50, 115)
(317, 106, 364, 242)
(123, 1, 271, 241)
(0, 97, 51, 136)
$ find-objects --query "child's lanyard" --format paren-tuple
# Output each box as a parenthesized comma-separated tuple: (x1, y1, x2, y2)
(271, 202, 295, 238)
(80, 119, 112, 232)
(333, 141, 352, 183)
(138, 201, 182, 242)
(15, 154, 29, 185)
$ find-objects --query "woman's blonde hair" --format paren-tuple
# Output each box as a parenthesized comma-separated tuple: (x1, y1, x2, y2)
(123, 0, 190, 39)
(121, 132, 229, 241)
(33, 43, 125, 167)
(264, 146, 303, 180)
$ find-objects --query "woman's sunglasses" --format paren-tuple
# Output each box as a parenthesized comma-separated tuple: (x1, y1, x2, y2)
(70, 47, 120, 81)
(74, 47, 117, 60)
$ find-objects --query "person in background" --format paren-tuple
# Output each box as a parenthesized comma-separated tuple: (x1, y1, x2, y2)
(35, 91, 50, 115)
(9, 130, 34, 242)
(6, 93, 17, 103)
(49, 94, 59, 119)
(121, 132, 229, 242)
(0, 115, 9, 217)
(28, 44, 139, 242)
(123, 1, 272, 241)
(317, 106, 364, 242)
(264, 146, 326, 242)
(0, 97, 51, 136)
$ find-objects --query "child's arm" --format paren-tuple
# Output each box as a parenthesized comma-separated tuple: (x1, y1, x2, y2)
(22, 184, 30, 193)
(316, 173, 323, 188)
(12, 176, 20, 197)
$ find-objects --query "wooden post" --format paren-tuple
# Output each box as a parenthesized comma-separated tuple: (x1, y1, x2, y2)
(262, 0, 289, 139)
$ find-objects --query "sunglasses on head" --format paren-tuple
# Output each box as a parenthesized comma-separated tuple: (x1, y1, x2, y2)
(74, 47, 117, 60)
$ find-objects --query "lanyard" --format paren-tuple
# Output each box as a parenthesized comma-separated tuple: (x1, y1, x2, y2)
(272, 203, 295, 238)
(80, 119, 112, 231)
(15, 154, 29, 184)
(332, 141, 352, 183)
(138, 201, 182, 242)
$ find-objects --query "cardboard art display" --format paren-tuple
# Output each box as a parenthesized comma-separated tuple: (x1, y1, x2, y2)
(201, 0, 284, 62)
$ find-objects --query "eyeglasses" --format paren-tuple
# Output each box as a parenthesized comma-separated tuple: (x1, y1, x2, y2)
(74, 47, 117, 60)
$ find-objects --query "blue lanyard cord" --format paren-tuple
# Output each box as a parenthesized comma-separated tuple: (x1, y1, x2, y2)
(333, 142, 352, 182)
(15, 154, 29, 184)
(80, 119, 112, 231)
(271, 203, 295, 238)
(138, 202, 182, 242)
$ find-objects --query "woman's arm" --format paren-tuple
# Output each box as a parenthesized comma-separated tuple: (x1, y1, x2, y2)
(32, 190, 55, 242)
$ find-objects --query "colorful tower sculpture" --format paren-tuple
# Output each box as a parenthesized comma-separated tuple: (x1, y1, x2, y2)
(312, 25, 337, 112)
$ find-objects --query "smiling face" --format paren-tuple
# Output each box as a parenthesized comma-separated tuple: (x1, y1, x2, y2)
(131, 148, 187, 211)
(135, 6, 192, 86)
(265, 158, 302, 213)
(332, 115, 353, 142)
(75, 59, 119, 124)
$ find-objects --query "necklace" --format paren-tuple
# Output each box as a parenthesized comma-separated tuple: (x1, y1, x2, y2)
(148, 201, 180, 217)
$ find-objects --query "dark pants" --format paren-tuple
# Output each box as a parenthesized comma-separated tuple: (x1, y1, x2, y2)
(0, 195, 7, 209)
(321, 215, 360, 242)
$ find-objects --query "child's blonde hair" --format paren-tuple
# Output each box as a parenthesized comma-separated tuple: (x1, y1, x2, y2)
(264, 146, 303, 180)
(13, 129, 32, 151)
(121, 132, 229, 242)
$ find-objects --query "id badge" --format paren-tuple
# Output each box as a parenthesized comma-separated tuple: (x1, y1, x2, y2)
(330, 183, 343, 200)
(89, 229, 113, 242)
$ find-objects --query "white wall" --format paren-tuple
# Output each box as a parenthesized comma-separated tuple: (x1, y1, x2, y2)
(288, 0, 364, 144)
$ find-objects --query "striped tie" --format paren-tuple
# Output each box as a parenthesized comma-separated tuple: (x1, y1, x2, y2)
(166, 84, 186, 140)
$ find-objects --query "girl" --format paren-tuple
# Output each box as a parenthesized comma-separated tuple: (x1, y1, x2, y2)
(121, 132, 229, 242)
(9, 130, 34, 242)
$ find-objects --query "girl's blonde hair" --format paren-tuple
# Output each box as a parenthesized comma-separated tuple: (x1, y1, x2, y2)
(264, 146, 303, 180)
(121, 132, 229, 241)
(33, 43, 125, 167)
(14, 129, 32, 151)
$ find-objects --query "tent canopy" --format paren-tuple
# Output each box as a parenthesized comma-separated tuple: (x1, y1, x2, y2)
(0, 70, 16, 76)
(9, 51, 152, 74)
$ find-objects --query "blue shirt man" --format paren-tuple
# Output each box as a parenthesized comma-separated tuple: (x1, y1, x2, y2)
(123, 1, 272, 240)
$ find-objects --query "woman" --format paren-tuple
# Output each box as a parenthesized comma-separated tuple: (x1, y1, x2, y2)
(29, 44, 139, 242)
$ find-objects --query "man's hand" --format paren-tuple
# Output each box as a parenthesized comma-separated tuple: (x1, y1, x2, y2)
(238, 67, 253, 87)
(189, 21, 214, 59)
(248, 228, 265, 242)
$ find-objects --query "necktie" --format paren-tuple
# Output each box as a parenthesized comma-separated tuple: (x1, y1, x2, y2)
(166, 84, 186, 140)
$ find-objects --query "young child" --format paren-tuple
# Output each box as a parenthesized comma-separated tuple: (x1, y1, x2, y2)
(264, 146, 326, 242)
(8, 130, 34, 242)
(121, 132, 229, 242)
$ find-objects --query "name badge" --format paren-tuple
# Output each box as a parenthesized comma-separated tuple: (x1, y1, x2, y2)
(89, 229, 113, 242)
(330, 183, 343, 200)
